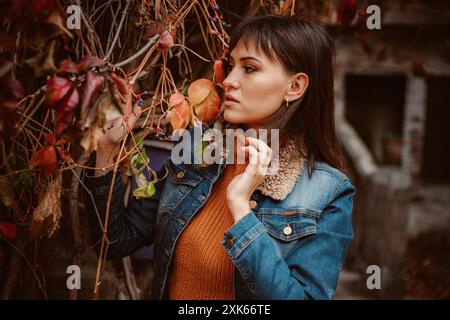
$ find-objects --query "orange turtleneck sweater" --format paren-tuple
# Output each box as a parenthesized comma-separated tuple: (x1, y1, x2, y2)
(167, 159, 247, 300)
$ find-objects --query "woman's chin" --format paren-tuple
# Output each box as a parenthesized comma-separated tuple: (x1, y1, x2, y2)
(223, 110, 239, 123)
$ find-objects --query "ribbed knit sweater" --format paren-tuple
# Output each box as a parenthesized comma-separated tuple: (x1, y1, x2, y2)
(167, 161, 247, 300)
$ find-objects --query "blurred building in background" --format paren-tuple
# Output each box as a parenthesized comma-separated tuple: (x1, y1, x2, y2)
(333, 0, 450, 299)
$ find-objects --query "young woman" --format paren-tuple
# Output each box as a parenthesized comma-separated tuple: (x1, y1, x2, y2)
(84, 15, 355, 300)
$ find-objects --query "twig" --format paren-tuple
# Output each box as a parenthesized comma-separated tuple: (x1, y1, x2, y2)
(0, 236, 48, 299)
(92, 128, 129, 299)
(104, 0, 131, 61)
(115, 34, 160, 67)
(68, 151, 90, 300)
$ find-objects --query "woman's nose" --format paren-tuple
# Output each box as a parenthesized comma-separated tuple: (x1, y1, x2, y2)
(223, 72, 239, 90)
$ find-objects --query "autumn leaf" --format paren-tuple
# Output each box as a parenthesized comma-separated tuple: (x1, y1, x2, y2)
(79, 81, 122, 156)
(46, 75, 74, 109)
(43, 132, 56, 145)
(33, 0, 56, 18)
(29, 173, 62, 240)
(1, 76, 25, 99)
(0, 222, 17, 240)
(214, 59, 225, 85)
(108, 71, 130, 112)
(55, 86, 80, 135)
(188, 79, 221, 123)
(58, 59, 79, 74)
(337, 0, 357, 28)
(77, 55, 106, 72)
(80, 70, 104, 119)
(157, 30, 174, 52)
(167, 92, 190, 131)
(32, 145, 57, 174)
(79, 123, 104, 156)
(55, 146, 74, 163)
(46, 75, 80, 135)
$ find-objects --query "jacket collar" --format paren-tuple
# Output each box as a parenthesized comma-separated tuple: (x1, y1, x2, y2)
(256, 138, 304, 201)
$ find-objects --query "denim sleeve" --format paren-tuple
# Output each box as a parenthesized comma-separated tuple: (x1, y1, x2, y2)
(82, 162, 167, 260)
(222, 179, 355, 300)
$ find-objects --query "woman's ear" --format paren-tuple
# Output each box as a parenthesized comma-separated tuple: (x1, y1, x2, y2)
(286, 73, 309, 102)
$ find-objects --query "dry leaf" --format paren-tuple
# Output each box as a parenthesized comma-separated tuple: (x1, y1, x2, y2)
(168, 92, 190, 130)
(29, 172, 62, 240)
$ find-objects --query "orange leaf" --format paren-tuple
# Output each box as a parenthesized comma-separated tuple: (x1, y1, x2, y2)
(168, 92, 190, 130)
(214, 60, 225, 85)
(188, 79, 221, 123)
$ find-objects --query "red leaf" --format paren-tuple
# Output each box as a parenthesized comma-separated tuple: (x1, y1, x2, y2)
(46, 75, 73, 109)
(109, 71, 130, 113)
(0, 100, 19, 110)
(43, 133, 56, 145)
(337, 0, 357, 27)
(0, 222, 17, 240)
(33, 146, 57, 174)
(214, 60, 225, 85)
(157, 31, 174, 52)
(55, 87, 79, 135)
(2, 76, 25, 99)
(55, 138, 67, 146)
(11, 0, 28, 15)
(80, 71, 104, 116)
(55, 146, 74, 163)
(59, 59, 79, 74)
(33, 0, 55, 15)
(77, 55, 106, 72)
(109, 72, 129, 96)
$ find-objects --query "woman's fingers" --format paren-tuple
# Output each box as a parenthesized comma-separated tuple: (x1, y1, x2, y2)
(245, 136, 272, 165)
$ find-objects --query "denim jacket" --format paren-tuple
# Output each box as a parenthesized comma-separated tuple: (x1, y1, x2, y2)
(83, 126, 355, 300)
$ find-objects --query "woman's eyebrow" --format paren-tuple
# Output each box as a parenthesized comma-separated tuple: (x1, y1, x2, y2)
(240, 56, 262, 64)
(229, 55, 262, 64)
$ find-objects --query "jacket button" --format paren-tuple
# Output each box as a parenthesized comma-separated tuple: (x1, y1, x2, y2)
(225, 236, 236, 249)
(283, 224, 293, 236)
(176, 171, 185, 179)
(178, 217, 185, 225)
(249, 200, 257, 209)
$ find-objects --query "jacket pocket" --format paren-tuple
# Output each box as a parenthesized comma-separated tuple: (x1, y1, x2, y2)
(158, 161, 203, 212)
(257, 208, 318, 242)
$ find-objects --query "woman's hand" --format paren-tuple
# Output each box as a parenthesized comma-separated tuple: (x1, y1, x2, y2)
(95, 77, 142, 177)
(226, 134, 272, 223)
(94, 102, 141, 176)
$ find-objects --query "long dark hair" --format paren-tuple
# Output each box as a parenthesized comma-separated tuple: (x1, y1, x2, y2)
(226, 15, 345, 175)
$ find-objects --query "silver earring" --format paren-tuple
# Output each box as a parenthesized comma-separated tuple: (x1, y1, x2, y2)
(285, 98, 290, 108)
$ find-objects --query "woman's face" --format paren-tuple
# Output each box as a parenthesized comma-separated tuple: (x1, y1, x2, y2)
(223, 40, 292, 129)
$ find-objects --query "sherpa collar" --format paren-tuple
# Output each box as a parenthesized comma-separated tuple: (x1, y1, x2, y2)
(256, 138, 304, 201)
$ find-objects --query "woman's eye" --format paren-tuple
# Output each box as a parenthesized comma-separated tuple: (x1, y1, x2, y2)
(244, 66, 256, 73)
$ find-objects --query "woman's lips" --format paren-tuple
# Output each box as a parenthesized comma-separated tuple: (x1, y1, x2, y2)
(224, 94, 239, 107)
